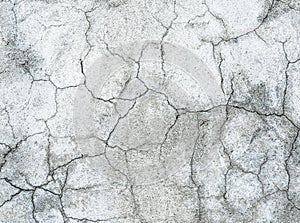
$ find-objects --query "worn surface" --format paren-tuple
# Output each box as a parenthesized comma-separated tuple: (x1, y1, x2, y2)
(0, 0, 300, 222)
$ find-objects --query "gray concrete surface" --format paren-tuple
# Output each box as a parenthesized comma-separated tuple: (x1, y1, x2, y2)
(0, 0, 300, 222)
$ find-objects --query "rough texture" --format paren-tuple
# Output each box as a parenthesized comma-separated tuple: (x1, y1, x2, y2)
(0, 0, 300, 222)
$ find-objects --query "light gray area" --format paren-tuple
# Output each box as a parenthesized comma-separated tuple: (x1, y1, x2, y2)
(0, 0, 300, 222)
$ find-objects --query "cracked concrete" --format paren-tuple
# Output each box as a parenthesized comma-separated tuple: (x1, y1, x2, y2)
(1, 0, 300, 222)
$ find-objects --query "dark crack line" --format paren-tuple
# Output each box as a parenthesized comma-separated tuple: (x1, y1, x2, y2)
(158, 113, 180, 159)
(158, 0, 178, 77)
(281, 40, 300, 117)
(204, 0, 228, 39)
(3, 107, 16, 139)
(0, 131, 46, 173)
(285, 128, 300, 204)
(217, 53, 225, 95)
(31, 190, 39, 223)
(190, 116, 208, 222)
(0, 189, 22, 208)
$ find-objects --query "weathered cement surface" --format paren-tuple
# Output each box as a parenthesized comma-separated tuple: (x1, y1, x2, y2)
(0, 0, 300, 222)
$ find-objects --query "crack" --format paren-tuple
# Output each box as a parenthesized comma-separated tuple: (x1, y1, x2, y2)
(203, 0, 228, 39)
(105, 96, 138, 144)
(58, 168, 69, 223)
(50, 154, 84, 175)
(284, 128, 300, 203)
(94, 79, 185, 221)
(135, 43, 147, 79)
(187, 12, 208, 26)
(9, 0, 18, 41)
(80, 59, 86, 85)
(257, 155, 269, 194)
(0, 189, 22, 208)
(31, 190, 39, 223)
(102, 39, 132, 63)
(147, 88, 179, 111)
(75, 5, 104, 91)
(79, 45, 140, 105)
(209, 0, 276, 47)
(0, 131, 46, 173)
(128, 185, 146, 222)
(157, 0, 178, 77)
(217, 53, 225, 95)
(1, 177, 34, 192)
(229, 104, 300, 129)
(103, 141, 134, 200)
(103, 148, 146, 222)
(158, 113, 180, 158)
(43, 122, 53, 182)
(219, 77, 235, 201)
(3, 107, 16, 139)
(189, 116, 208, 222)
(254, 30, 267, 44)
(40, 187, 61, 197)
(280, 40, 300, 117)
(79, 7, 96, 61)
(0, 178, 63, 219)
(3, 1, 298, 219)
(36, 19, 67, 32)
(61, 168, 69, 195)
(68, 216, 130, 223)
(214, 71, 300, 206)
(277, 0, 300, 11)
(281, 40, 290, 115)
